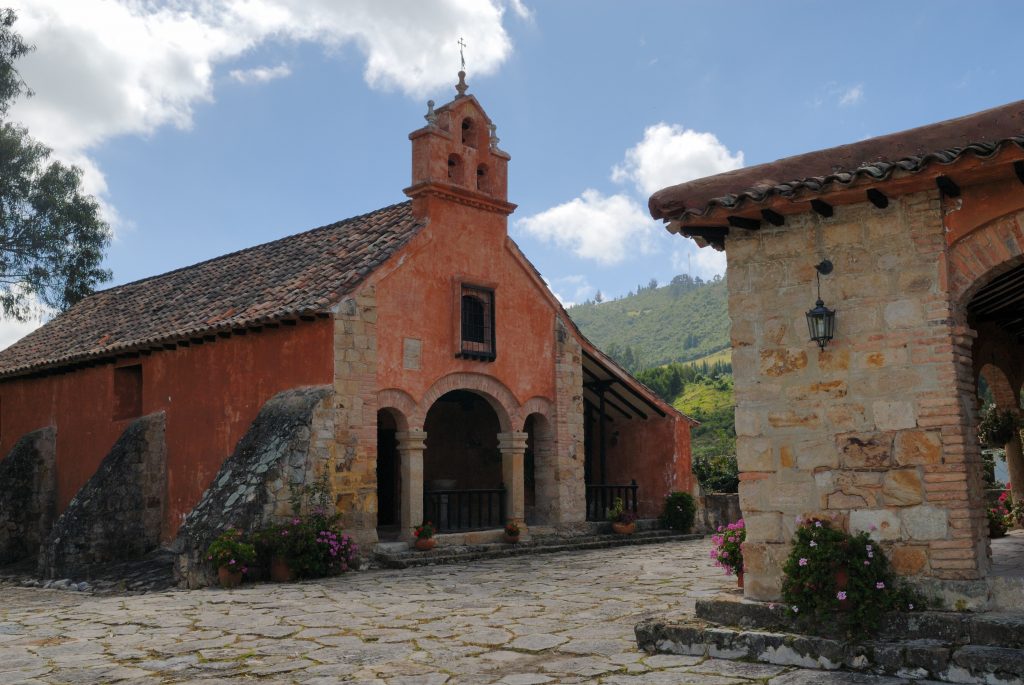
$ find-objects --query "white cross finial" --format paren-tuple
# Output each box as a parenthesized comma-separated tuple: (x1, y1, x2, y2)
(458, 37, 466, 71)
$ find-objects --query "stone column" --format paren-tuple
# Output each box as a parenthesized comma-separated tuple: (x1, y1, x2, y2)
(499, 431, 529, 531)
(396, 429, 427, 541)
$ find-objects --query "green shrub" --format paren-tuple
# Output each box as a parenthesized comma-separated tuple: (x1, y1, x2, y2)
(693, 453, 738, 493)
(661, 491, 696, 532)
(781, 517, 923, 637)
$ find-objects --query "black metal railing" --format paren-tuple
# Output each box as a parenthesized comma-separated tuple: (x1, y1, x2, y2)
(424, 486, 506, 532)
(586, 480, 639, 522)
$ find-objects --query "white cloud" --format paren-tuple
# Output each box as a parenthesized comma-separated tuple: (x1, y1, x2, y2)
(671, 246, 726, 280)
(229, 63, 291, 84)
(6, 0, 519, 227)
(612, 122, 744, 197)
(544, 274, 594, 307)
(839, 84, 864, 106)
(517, 190, 656, 265)
(507, 0, 534, 21)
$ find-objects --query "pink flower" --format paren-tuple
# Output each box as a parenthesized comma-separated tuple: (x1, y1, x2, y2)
(229, 559, 236, 565)
(814, 521, 822, 528)
(809, 541, 817, 547)
(837, 591, 847, 600)
(869, 524, 878, 531)
(875, 582, 885, 589)
(866, 545, 873, 552)
(792, 606, 799, 613)
(798, 558, 808, 566)
(908, 603, 914, 610)
(864, 560, 870, 566)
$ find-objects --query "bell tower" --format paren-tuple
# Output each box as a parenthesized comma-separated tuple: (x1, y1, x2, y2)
(405, 71, 515, 219)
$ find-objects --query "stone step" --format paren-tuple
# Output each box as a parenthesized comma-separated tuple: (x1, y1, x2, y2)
(374, 531, 702, 569)
(694, 597, 1024, 649)
(635, 617, 1024, 684)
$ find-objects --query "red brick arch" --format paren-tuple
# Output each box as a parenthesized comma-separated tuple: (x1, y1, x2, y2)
(376, 388, 416, 432)
(413, 372, 518, 432)
(948, 209, 1024, 308)
(519, 396, 555, 430)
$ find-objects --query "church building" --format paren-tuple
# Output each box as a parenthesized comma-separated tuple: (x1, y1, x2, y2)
(0, 73, 695, 576)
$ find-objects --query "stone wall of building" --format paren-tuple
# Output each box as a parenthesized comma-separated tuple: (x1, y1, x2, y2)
(0, 427, 56, 564)
(552, 316, 586, 527)
(39, 413, 166, 579)
(330, 288, 381, 545)
(173, 386, 333, 588)
(729, 191, 984, 600)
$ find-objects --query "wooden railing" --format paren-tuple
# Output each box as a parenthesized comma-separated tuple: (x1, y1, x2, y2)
(424, 487, 507, 532)
(586, 480, 639, 522)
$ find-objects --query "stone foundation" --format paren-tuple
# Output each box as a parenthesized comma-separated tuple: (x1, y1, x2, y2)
(39, 414, 165, 579)
(0, 427, 56, 564)
(173, 386, 332, 588)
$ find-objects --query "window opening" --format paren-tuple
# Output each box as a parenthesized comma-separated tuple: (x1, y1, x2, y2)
(459, 284, 495, 360)
(462, 117, 476, 147)
(448, 153, 464, 184)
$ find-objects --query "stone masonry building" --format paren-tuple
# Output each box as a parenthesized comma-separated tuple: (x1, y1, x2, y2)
(0, 74, 695, 578)
(649, 100, 1024, 601)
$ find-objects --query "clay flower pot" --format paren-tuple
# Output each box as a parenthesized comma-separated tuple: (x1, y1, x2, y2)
(415, 537, 437, 551)
(218, 565, 243, 589)
(611, 521, 636, 535)
(270, 557, 295, 582)
(503, 533, 520, 544)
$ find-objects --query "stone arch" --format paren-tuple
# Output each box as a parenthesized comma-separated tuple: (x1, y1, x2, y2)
(376, 388, 415, 432)
(414, 373, 518, 432)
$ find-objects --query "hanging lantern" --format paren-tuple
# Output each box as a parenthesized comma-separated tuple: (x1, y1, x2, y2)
(805, 260, 835, 349)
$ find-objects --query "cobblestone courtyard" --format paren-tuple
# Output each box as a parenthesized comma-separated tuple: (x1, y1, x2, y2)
(2, 539, 938, 684)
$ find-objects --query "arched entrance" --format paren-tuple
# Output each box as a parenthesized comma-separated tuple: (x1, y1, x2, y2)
(376, 408, 402, 540)
(524, 412, 555, 526)
(965, 267, 1024, 580)
(423, 390, 506, 531)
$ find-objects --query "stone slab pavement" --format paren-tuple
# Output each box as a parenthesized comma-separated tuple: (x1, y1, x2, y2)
(0, 539, 944, 684)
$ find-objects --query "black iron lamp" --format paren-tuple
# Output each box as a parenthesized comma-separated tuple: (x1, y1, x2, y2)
(806, 260, 835, 349)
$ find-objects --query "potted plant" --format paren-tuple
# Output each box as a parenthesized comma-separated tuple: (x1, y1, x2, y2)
(781, 516, 923, 637)
(979, 404, 1021, 447)
(503, 521, 521, 543)
(206, 527, 255, 589)
(661, 491, 697, 532)
(414, 521, 436, 551)
(608, 497, 637, 535)
(710, 519, 745, 587)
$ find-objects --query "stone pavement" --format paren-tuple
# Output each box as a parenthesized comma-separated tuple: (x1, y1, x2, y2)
(0, 539, 944, 684)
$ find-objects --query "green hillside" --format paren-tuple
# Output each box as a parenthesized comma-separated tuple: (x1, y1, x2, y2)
(567, 274, 729, 371)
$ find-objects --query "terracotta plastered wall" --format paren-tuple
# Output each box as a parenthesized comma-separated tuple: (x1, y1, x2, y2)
(0, 319, 334, 541)
(729, 191, 984, 600)
(604, 414, 693, 518)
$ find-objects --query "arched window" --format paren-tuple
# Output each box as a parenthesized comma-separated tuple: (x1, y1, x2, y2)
(476, 164, 489, 193)
(447, 153, 464, 185)
(461, 117, 476, 148)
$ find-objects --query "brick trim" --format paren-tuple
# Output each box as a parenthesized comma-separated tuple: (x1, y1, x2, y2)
(413, 372, 518, 432)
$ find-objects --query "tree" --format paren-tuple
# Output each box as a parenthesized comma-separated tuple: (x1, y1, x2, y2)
(0, 9, 110, 320)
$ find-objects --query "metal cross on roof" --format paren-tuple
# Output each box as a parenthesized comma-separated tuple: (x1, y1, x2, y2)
(458, 37, 466, 71)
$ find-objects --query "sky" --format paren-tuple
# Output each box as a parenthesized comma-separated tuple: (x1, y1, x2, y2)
(2, 0, 1023, 348)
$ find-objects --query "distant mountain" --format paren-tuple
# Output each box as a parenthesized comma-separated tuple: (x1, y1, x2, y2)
(567, 274, 730, 371)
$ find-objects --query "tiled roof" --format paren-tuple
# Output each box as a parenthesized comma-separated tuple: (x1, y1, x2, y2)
(649, 99, 1024, 222)
(0, 201, 423, 378)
